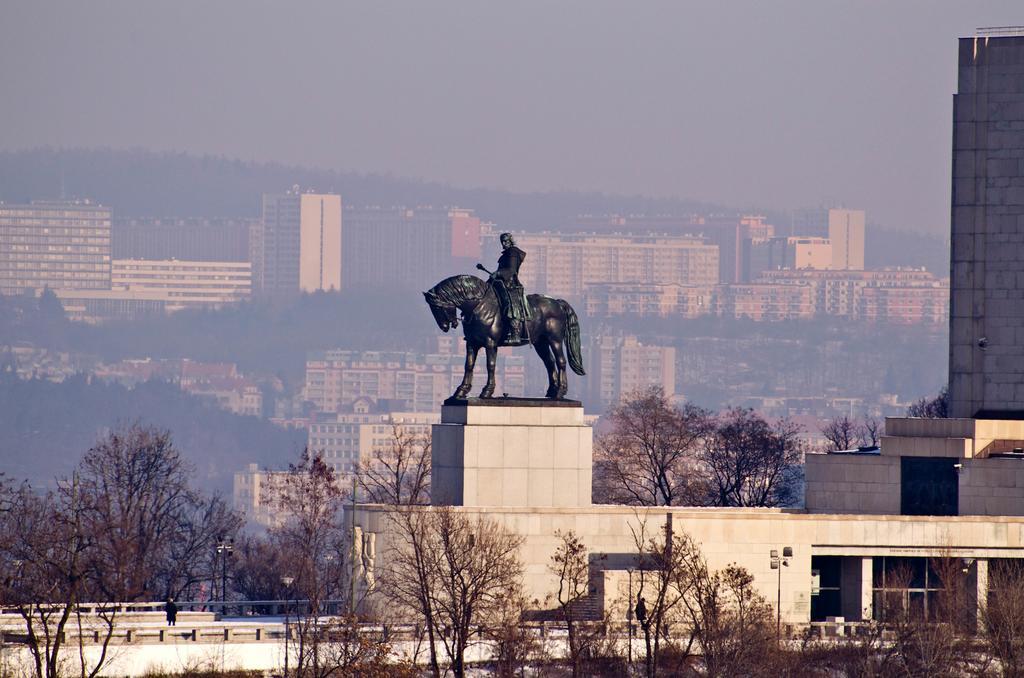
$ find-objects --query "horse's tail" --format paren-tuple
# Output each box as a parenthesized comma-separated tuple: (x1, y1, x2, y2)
(557, 299, 586, 376)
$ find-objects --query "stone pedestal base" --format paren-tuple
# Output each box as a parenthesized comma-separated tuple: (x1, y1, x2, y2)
(431, 398, 592, 508)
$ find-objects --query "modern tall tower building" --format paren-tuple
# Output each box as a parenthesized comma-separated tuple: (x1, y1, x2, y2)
(827, 208, 865, 271)
(253, 188, 342, 295)
(950, 32, 1024, 417)
(0, 200, 112, 295)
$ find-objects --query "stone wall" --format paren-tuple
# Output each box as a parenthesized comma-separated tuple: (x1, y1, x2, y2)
(950, 35, 1024, 418)
(804, 454, 900, 514)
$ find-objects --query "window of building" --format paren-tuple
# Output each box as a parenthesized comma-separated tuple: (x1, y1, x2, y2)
(900, 457, 958, 516)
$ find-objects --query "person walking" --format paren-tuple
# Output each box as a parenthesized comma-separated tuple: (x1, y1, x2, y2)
(165, 597, 178, 626)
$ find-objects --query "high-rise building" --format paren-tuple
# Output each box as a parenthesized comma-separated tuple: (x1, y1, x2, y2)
(702, 214, 774, 283)
(113, 217, 252, 262)
(342, 206, 481, 290)
(949, 34, 1024, 417)
(253, 188, 342, 294)
(828, 209, 865, 271)
(0, 200, 112, 295)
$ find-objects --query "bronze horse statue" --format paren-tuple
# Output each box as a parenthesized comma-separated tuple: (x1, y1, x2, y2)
(424, 275, 585, 399)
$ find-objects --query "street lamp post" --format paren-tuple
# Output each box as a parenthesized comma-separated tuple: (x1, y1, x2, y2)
(281, 575, 295, 678)
(216, 537, 234, 616)
(770, 547, 793, 642)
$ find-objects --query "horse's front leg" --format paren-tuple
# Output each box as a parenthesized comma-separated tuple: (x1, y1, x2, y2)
(479, 344, 497, 398)
(453, 342, 479, 399)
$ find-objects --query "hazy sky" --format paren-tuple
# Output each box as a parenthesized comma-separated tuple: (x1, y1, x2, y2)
(1, 2, 1020, 234)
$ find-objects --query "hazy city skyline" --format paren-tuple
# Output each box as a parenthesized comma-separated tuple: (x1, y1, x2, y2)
(1, 2, 1021, 237)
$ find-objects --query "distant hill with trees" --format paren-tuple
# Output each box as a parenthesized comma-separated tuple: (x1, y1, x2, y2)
(0, 147, 719, 230)
(0, 371, 306, 493)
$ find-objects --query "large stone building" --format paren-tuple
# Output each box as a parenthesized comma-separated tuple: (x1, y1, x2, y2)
(348, 32, 1024, 631)
(252, 188, 342, 295)
(949, 33, 1024, 418)
(342, 206, 481, 290)
(0, 199, 112, 295)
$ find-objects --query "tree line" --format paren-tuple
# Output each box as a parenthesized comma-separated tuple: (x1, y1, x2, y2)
(593, 387, 804, 508)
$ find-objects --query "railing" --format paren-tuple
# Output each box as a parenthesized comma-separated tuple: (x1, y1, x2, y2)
(0, 599, 350, 619)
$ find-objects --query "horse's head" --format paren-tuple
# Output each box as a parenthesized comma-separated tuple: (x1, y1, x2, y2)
(424, 275, 486, 333)
(423, 290, 458, 332)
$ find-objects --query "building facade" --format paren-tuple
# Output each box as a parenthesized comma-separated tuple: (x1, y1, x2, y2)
(308, 404, 438, 474)
(253, 189, 342, 295)
(112, 217, 252, 262)
(828, 208, 866, 271)
(53, 259, 251, 320)
(495, 231, 719, 301)
(303, 348, 526, 413)
(342, 206, 481, 290)
(0, 200, 112, 295)
(949, 34, 1024, 418)
(585, 335, 675, 410)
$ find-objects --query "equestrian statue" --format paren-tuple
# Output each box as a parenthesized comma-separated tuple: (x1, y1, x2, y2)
(423, 232, 585, 400)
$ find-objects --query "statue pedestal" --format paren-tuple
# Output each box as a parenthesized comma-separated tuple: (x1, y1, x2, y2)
(432, 398, 592, 508)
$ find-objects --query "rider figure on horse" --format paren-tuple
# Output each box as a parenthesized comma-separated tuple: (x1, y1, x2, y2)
(488, 233, 532, 346)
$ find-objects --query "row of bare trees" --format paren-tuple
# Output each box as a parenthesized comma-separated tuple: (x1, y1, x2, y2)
(594, 387, 804, 507)
(0, 424, 239, 678)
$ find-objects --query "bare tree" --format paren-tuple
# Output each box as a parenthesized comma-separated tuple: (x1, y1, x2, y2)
(486, 586, 541, 678)
(629, 514, 696, 678)
(549, 530, 593, 678)
(382, 509, 444, 678)
(821, 415, 883, 452)
(677, 561, 777, 678)
(0, 425, 239, 678)
(358, 422, 431, 505)
(907, 386, 950, 418)
(270, 448, 351, 678)
(981, 560, 1024, 676)
(231, 533, 292, 610)
(0, 483, 119, 678)
(73, 424, 241, 603)
(700, 409, 803, 507)
(820, 415, 859, 452)
(382, 507, 524, 678)
(594, 387, 711, 506)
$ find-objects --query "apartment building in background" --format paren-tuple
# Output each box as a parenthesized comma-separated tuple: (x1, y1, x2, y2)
(585, 268, 948, 324)
(342, 206, 481, 290)
(252, 188, 342, 294)
(494, 231, 719, 301)
(303, 348, 526, 413)
(308, 400, 438, 474)
(54, 258, 251, 320)
(583, 283, 715, 318)
(0, 200, 112, 295)
(113, 217, 253, 262)
(585, 335, 676, 410)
